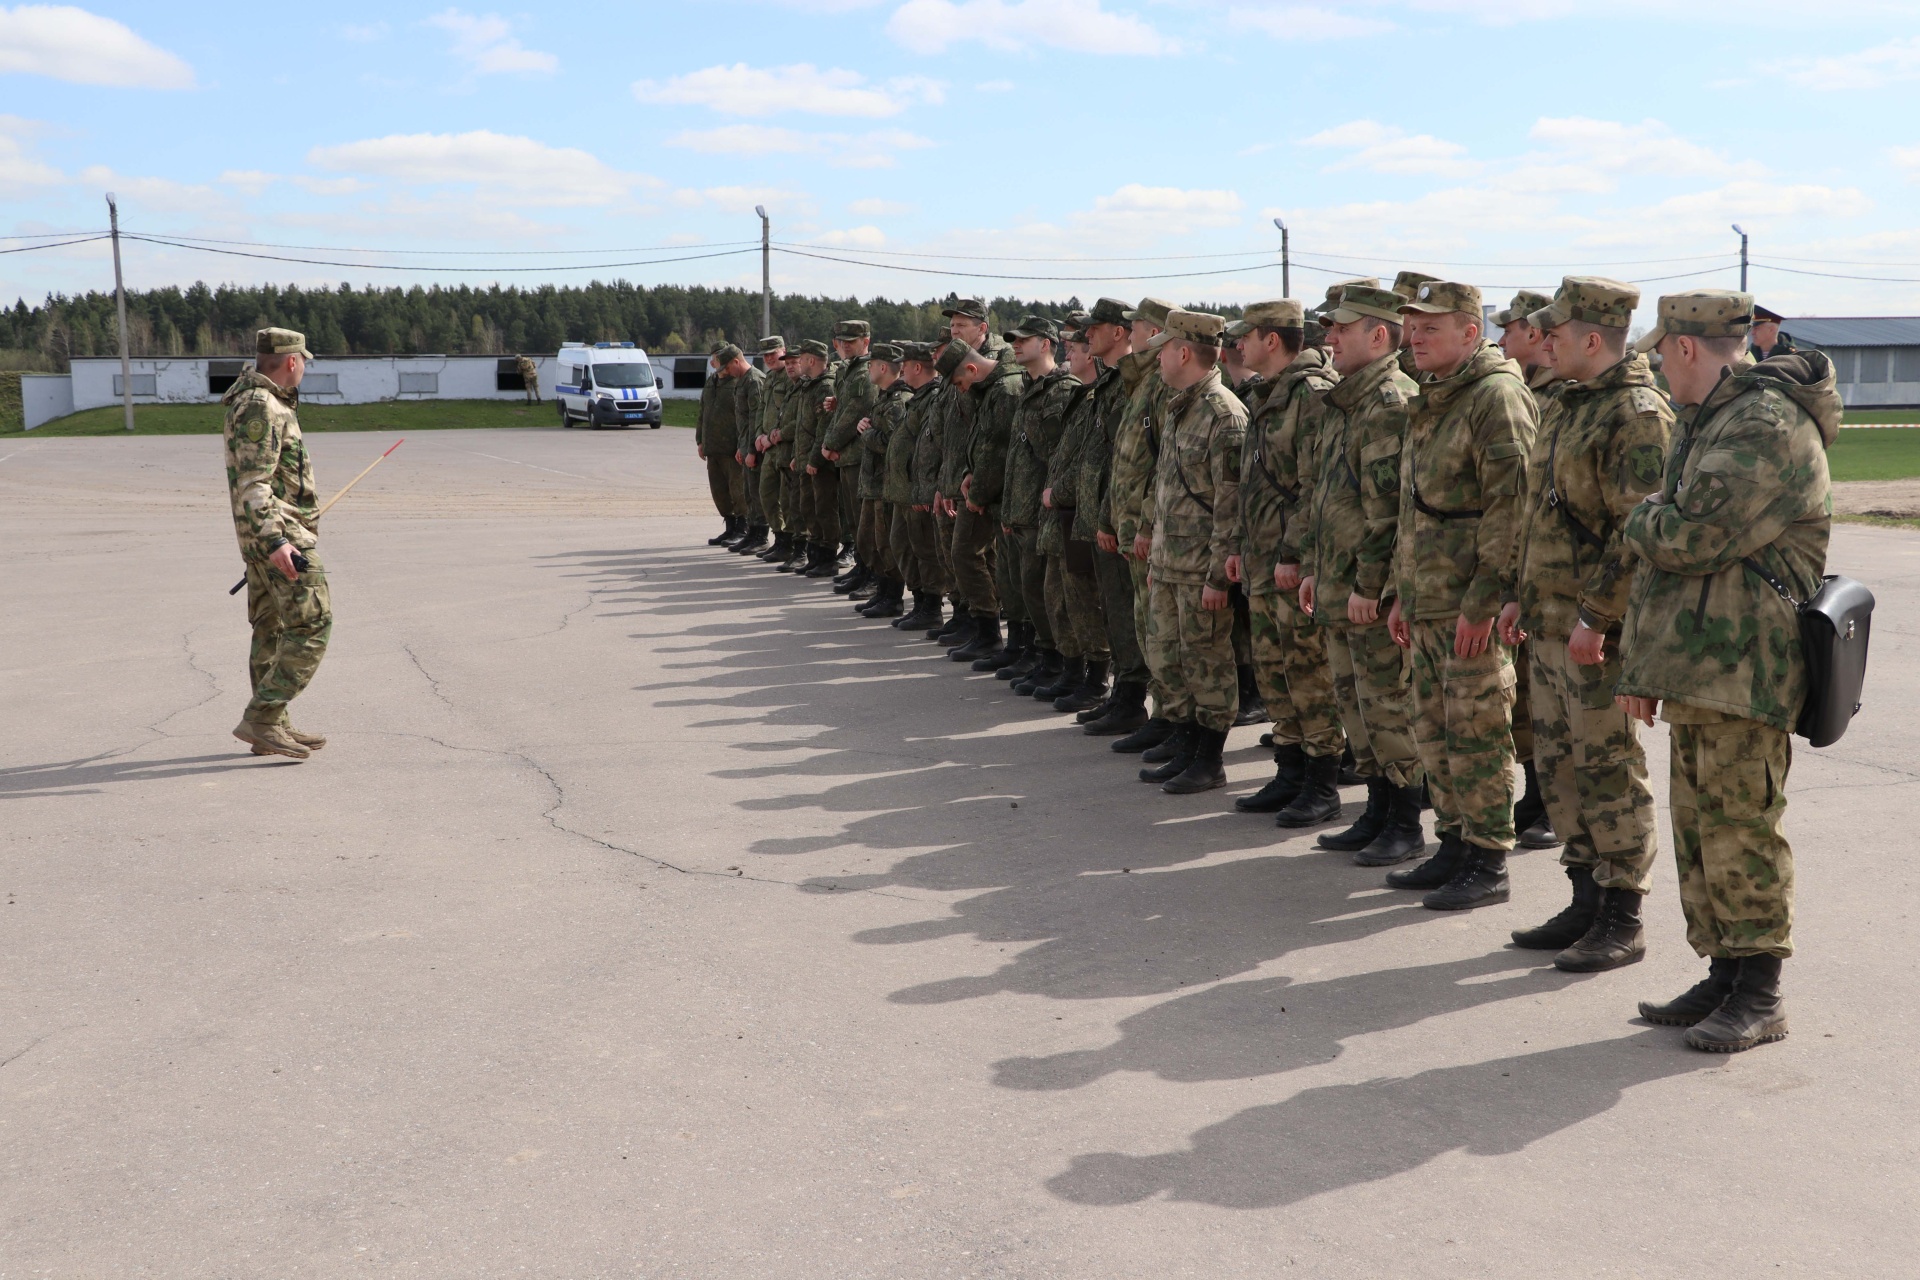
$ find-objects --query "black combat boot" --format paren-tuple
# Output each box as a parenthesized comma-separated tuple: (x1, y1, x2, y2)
(999, 638, 1043, 681)
(1684, 956, 1787, 1052)
(1353, 783, 1427, 866)
(837, 542, 856, 569)
(1513, 760, 1560, 849)
(861, 579, 905, 618)
(1337, 744, 1366, 787)
(1236, 744, 1307, 814)
(1013, 650, 1061, 696)
(855, 577, 892, 613)
(1274, 751, 1343, 828)
(1162, 726, 1228, 794)
(932, 606, 972, 644)
(778, 538, 810, 572)
(833, 558, 863, 588)
(1387, 828, 1466, 890)
(756, 532, 790, 562)
(1055, 660, 1108, 713)
(1085, 681, 1150, 736)
(1511, 866, 1601, 951)
(1639, 958, 1740, 1026)
(1138, 722, 1197, 784)
(844, 568, 878, 598)
(732, 524, 769, 554)
(1232, 665, 1268, 727)
(804, 547, 839, 578)
(1036, 656, 1085, 702)
(1111, 714, 1174, 754)
(977, 621, 1030, 672)
(1076, 693, 1112, 724)
(709, 515, 741, 546)
(1318, 776, 1387, 848)
(1421, 844, 1510, 912)
(896, 590, 940, 630)
(951, 613, 1003, 662)
(1555, 887, 1647, 973)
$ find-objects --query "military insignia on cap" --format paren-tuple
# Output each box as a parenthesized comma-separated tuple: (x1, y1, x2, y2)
(1418, 286, 1432, 300)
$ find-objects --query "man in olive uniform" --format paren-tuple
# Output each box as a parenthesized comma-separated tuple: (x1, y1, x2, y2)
(948, 341, 1027, 661)
(783, 340, 833, 574)
(1226, 299, 1343, 824)
(1392, 271, 1441, 379)
(932, 301, 1015, 650)
(1039, 325, 1113, 714)
(1105, 298, 1178, 755)
(1619, 289, 1839, 1052)
(515, 353, 540, 404)
(732, 340, 776, 556)
(1136, 310, 1247, 795)
(851, 341, 910, 615)
(901, 342, 952, 632)
(875, 342, 937, 622)
(815, 321, 875, 582)
(1498, 277, 1672, 973)
(1298, 284, 1427, 866)
(225, 327, 330, 760)
(751, 339, 795, 563)
(1078, 298, 1153, 736)
(699, 344, 747, 546)
(1386, 281, 1538, 910)
(997, 316, 1080, 688)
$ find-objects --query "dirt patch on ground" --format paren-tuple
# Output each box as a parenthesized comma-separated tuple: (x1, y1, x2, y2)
(1833, 479, 1920, 520)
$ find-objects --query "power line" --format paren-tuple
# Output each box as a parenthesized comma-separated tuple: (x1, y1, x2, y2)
(1755, 262, 1920, 284)
(1294, 247, 1737, 269)
(773, 245, 1277, 283)
(772, 240, 1278, 264)
(0, 235, 111, 255)
(0, 229, 110, 241)
(1288, 256, 1736, 290)
(136, 230, 762, 256)
(120, 234, 761, 273)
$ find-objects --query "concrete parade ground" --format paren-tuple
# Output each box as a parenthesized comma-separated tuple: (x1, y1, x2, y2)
(4, 428, 1919, 1278)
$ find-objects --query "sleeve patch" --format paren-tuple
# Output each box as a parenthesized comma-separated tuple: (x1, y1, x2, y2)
(1627, 443, 1666, 488)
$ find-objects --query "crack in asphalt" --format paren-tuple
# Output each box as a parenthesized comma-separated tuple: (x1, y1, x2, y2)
(402, 643, 456, 710)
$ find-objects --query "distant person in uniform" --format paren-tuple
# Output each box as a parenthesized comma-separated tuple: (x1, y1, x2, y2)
(1748, 306, 1796, 362)
(515, 353, 540, 403)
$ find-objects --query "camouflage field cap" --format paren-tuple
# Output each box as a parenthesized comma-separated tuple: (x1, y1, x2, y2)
(935, 325, 952, 343)
(870, 341, 904, 362)
(1004, 314, 1060, 342)
(713, 343, 744, 365)
(935, 341, 975, 378)
(1086, 297, 1131, 327)
(758, 335, 787, 353)
(1491, 290, 1552, 329)
(1317, 277, 1381, 314)
(1321, 284, 1407, 326)
(833, 319, 871, 340)
(899, 341, 936, 364)
(256, 327, 313, 359)
(1529, 277, 1639, 332)
(1146, 308, 1226, 350)
(940, 297, 988, 321)
(1234, 299, 1306, 336)
(1124, 296, 1175, 329)
(1061, 323, 1090, 344)
(795, 338, 830, 359)
(1392, 270, 1442, 301)
(1398, 280, 1483, 318)
(1633, 289, 1753, 354)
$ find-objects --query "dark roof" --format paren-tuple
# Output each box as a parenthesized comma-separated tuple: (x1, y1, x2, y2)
(1780, 317, 1920, 347)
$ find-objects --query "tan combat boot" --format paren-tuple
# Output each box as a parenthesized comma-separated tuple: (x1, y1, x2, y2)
(234, 719, 310, 760)
(250, 725, 326, 755)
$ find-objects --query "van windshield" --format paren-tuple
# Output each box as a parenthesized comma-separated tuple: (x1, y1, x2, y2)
(593, 362, 654, 388)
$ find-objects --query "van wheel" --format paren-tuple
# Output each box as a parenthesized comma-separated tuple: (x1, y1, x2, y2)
(558, 403, 572, 428)
(651, 422, 662, 430)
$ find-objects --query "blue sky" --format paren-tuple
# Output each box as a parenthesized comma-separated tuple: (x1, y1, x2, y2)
(3, 0, 1919, 322)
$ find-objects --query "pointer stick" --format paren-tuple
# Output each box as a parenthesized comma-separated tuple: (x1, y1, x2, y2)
(228, 438, 404, 595)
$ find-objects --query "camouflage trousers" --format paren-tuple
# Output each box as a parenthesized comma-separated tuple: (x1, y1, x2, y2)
(1511, 645, 1534, 762)
(908, 508, 951, 596)
(1146, 577, 1239, 733)
(810, 467, 854, 548)
(705, 454, 746, 518)
(857, 499, 895, 578)
(1006, 525, 1050, 646)
(1131, 557, 1169, 714)
(245, 546, 333, 726)
(935, 509, 960, 603)
(790, 463, 814, 541)
(998, 526, 1028, 628)
(888, 505, 921, 590)
(759, 454, 789, 533)
(1325, 619, 1422, 787)
(1526, 636, 1658, 893)
(950, 505, 1000, 616)
(1048, 552, 1109, 664)
(1231, 587, 1253, 667)
(1095, 548, 1150, 687)
(1408, 619, 1517, 850)
(741, 457, 763, 525)
(1249, 590, 1344, 758)
(1666, 708, 1795, 959)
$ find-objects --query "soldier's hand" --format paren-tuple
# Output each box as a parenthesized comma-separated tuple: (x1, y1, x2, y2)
(1498, 601, 1526, 647)
(1347, 592, 1379, 626)
(1274, 562, 1301, 592)
(1132, 533, 1152, 561)
(1387, 598, 1411, 649)
(1201, 585, 1230, 611)
(1001, 523, 1012, 535)
(822, 449, 839, 462)
(756, 435, 770, 452)
(1454, 613, 1494, 660)
(806, 464, 818, 476)
(1096, 532, 1119, 555)
(697, 446, 706, 460)
(269, 543, 301, 582)
(1225, 554, 1243, 584)
(913, 503, 930, 513)
(1568, 621, 1607, 666)
(856, 417, 872, 435)
(1616, 694, 1658, 727)
(1042, 487, 1053, 509)
(967, 501, 985, 515)
(961, 475, 972, 500)
(1298, 575, 1316, 615)
(823, 395, 837, 413)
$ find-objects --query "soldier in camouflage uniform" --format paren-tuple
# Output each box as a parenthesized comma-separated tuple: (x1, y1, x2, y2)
(881, 344, 940, 625)
(730, 343, 772, 555)
(1386, 282, 1538, 910)
(1620, 289, 1839, 1053)
(1105, 298, 1178, 754)
(850, 342, 909, 615)
(225, 327, 330, 760)
(997, 316, 1081, 688)
(515, 353, 540, 403)
(814, 321, 875, 581)
(947, 340, 1027, 661)
(1498, 278, 1672, 973)
(700, 345, 748, 546)
(1039, 324, 1113, 713)
(1299, 285, 1428, 867)
(932, 301, 1016, 651)
(781, 341, 832, 573)
(1225, 299, 1345, 825)
(1391, 271, 1441, 380)
(901, 344, 952, 632)
(1136, 310, 1246, 796)
(752, 340, 796, 563)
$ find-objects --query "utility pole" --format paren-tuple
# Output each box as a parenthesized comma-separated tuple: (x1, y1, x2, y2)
(107, 192, 134, 432)
(1272, 217, 1290, 297)
(755, 204, 772, 340)
(1732, 223, 1748, 292)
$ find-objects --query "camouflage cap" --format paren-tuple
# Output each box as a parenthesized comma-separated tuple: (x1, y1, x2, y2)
(1398, 280, 1483, 318)
(1633, 289, 1753, 354)
(870, 341, 904, 362)
(899, 341, 936, 364)
(1316, 277, 1380, 315)
(1491, 290, 1553, 329)
(1065, 309, 1091, 328)
(1529, 276, 1639, 331)
(935, 341, 974, 378)
(833, 319, 871, 340)
(758, 335, 787, 354)
(1062, 324, 1090, 344)
(1086, 297, 1131, 327)
(1391, 270, 1442, 301)
(1146, 308, 1227, 350)
(1234, 299, 1307, 335)
(795, 338, 830, 358)
(935, 324, 952, 343)
(713, 343, 744, 365)
(1004, 314, 1060, 342)
(940, 297, 988, 321)
(1123, 296, 1175, 329)
(1322, 284, 1407, 326)
(256, 327, 313, 359)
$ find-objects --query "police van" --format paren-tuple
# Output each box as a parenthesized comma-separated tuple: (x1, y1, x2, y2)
(554, 341, 664, 428)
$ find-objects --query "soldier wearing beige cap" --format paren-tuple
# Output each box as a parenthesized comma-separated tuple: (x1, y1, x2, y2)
(1391, 272, 1442, 379)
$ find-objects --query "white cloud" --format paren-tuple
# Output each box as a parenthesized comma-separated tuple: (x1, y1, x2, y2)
(976, 79, 1015, 91)
(1526, 117, 1756, 179)
(0, 5, 193, 88)
(849, 198, 916, 216)
(1064, 184, 1244, 237)
(1778, 36, 1920, 90)
(668, 125, 934, 169)
(674, 186, 811, 215)
(887, 0, 1179, 55)
(423, 9, 557, 75)
(76, 166, 223, 215)
(293, 175, 373, 196)
(1892, 145, 1920, 179)
(1303, 120, 1474, 176)
(635, 64, 942, 118)
(308, 131, 650, 207)
(816, 226, 888, 248)
(1229, 4, 1395, 39)
(0, 115, 62, 195)
(220, 169, 278, 196)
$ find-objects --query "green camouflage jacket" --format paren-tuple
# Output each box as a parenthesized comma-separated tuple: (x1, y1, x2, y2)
(223, 369, 317, 561)
(1150, 368, 1246, 590)
(1616, 354, 1840, 730)
(787, 373, 832, 471)
(1107, 350, 1169, 546)
(1072, 361, 1125, 543)
(862, 379, 911, 501)
(1511, 353, 1672, 640)
(910, 381, 947, 507)
(758, 367, 793, 464)
(963, 365, 1029, 516)
(1240, 347, 1338, 596)
(1045, 379, 1100, 554)
(695, 371, 720, 453)
(883, 381, 928, 506)
(935, 334, 1013, 498)
(819, 354, 876, 470)
(731, 366, 766, 461)
(1393, 342, 1538, 623)
(706, 371, 748, 456)
(1003, 367, 1080, 529)
(1299, 352, 1418, 610)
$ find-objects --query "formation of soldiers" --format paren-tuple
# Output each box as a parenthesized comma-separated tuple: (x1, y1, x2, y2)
(693, 279, 1840, 1055)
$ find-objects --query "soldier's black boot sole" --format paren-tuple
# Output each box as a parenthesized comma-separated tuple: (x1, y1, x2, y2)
(1638, 958, 1739, 1026)
(1684, 956, 1787, 1052)
(1512, 865, 1600, 950)
(1420, 847, 1510, 911)
(1111, 716, 1173, 754)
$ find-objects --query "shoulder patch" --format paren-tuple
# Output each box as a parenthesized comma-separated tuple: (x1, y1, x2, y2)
(1380, 382, 1404, 406)
(1629, 386, 1669, 417)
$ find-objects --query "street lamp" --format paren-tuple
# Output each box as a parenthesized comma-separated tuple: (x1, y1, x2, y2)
(1732, 223, 1748, 292)
(1272, 216, 1290, 298)
(755, 205, 772, 340)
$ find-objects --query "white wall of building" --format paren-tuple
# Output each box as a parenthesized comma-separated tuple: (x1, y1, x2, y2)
(68, 355, 563, 412)
(21, 374, 75, 430)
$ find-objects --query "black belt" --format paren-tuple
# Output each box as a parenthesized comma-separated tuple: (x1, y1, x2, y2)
(1410, 482, 1481, 521)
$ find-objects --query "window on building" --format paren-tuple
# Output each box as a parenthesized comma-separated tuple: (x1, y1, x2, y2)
(1828, 349, 1855, 383)
(113, 373, 157, 397)
(1858, 349, 1889, 383)
(207, 359, 246, 395)
(1894, 348, 1920, 383)
(496, 357, 526, 392)
(398, 371, 439, 395)
(302, 372, 340, 395)
(671, 358, 707, 390)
